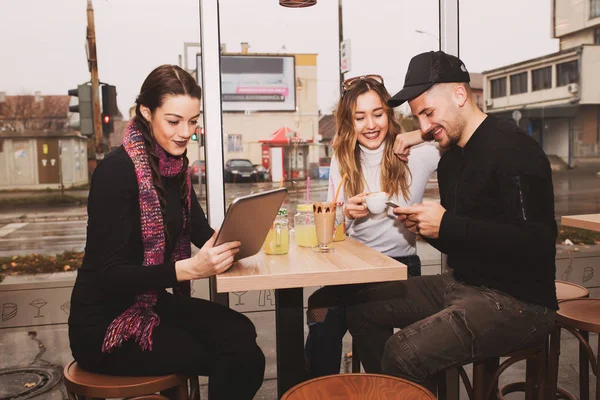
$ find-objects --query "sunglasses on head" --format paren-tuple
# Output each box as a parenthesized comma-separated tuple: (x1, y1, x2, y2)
(341, 74, 384, 97)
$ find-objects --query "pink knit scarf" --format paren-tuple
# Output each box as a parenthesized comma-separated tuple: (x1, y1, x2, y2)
(102, 120, 192, 352)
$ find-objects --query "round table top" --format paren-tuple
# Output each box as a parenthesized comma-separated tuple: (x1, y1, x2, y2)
(281, 373, 436, 400)
(555, 280, 589, 302)
(556, 298, 600, 333)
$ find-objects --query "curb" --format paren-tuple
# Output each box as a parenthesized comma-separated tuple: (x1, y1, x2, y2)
(1, 214, 88, 224)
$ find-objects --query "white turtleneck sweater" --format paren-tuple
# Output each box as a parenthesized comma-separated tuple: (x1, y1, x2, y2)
(327, 141, 440, 257)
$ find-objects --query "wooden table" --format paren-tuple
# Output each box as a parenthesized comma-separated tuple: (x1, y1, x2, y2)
(558, 213, 599, 400)
(561, 213, 600, 232)
(217, 236, 407, 398)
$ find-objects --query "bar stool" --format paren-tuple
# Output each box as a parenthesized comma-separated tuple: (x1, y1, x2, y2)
(547, 298, 600, 400)
(494, 280, 590, 399)
(452, 344, 546, 400)
(281, 373, 436, 399)
(63, 361, 199, 400)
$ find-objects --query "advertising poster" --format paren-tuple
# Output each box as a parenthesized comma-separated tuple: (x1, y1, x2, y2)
(197, 55, 296, 112)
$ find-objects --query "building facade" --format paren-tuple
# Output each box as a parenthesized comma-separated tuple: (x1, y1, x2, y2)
(482, 0, 600, 167)
(188, 50, 322, 181)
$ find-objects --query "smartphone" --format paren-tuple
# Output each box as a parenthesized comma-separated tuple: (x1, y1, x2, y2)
(385, 200, 400, 208)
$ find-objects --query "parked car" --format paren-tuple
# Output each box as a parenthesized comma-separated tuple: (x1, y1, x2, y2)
(189, 160, 205, 184)
(224, 159, 258, 183)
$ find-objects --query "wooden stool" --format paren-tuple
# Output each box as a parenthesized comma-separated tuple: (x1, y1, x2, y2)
(492, 280, 590, 400)
(547, 298, 600, 400)
(454, 345, 545, 400)
(281, 373, 436, 399)
(63, 361, 197, 400)
(555, 280, 590, 302)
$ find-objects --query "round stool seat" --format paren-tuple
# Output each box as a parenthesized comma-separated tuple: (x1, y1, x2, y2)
(556, 298, 600, 333)
(281, 373, 436, 399)
(63, 361, 187, 399)
(555, 280, 589, 302)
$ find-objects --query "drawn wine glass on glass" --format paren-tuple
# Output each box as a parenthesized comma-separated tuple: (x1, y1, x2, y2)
(231, 291, 248, 306)
(30, 298, 48, 318)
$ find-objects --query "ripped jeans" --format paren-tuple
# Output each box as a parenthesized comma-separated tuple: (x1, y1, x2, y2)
(346, 273, 555, 392)
(304, 255, 421, 377)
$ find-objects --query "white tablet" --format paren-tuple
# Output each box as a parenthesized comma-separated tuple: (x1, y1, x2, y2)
(214, 187, 287, 260)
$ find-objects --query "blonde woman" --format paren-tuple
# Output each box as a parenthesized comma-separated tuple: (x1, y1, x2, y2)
(305, 75, 440, 377)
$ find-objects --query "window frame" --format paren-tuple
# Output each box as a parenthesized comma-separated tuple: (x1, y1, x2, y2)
(509, 72, 528, 95)
(491, 77, 507, 98)
(531, 66, 552, 91)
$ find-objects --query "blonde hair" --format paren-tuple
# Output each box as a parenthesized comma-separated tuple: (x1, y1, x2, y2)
(332, 78, 412, 200)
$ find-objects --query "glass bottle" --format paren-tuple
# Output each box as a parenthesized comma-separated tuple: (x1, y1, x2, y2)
(294, 204, 318, 247)
(333, 201, 346, 242)
(263, 208, 290, 255)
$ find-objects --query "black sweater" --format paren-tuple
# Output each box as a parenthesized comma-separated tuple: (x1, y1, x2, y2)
(69, 146, 214, 327)
(427, 116, 558, 310)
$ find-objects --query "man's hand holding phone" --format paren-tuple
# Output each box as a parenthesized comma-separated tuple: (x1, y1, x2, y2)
(392, 202, 446, 238)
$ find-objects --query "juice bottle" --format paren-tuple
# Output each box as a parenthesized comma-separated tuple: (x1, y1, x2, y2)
(333, 201, 346, 241)
(294, 204, 318, 247)
(263, 209, 289, 255)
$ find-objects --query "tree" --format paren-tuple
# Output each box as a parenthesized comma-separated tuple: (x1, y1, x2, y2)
(394, 110, 419, 133)
(0, 94, 71, 132)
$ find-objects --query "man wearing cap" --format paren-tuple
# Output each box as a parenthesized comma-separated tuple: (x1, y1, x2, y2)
(346, 51, 557, 392)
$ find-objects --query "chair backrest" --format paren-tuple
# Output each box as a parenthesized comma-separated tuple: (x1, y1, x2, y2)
(281, 373, 436, 399)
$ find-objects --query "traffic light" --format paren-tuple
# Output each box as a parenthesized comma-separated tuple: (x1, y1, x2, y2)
(191, 127, 198, 142)
(67, 84, 93, 136)
(101, 84, 117, 136)
(102, 114, 113, 136)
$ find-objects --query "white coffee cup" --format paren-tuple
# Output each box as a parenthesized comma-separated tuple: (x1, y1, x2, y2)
(365, 192, 391, 214)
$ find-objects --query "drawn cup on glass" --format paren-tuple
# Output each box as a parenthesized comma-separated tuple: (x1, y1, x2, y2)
(313, 202, 337, 253)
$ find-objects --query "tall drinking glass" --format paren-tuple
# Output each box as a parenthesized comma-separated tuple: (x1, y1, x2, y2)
(313, 202, 336, 253)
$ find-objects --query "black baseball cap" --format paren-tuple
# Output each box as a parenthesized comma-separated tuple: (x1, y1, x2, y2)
(388, 51, 470, 107)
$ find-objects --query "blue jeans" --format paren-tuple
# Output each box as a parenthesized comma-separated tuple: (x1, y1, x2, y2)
(304, 254, 421, 377)
(346, 273, 555, 393)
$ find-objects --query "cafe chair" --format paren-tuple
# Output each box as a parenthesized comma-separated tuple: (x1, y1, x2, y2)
(546, 298, 600, 400)
(451, 280, 590, 400)
(492, 280, 590, 400)
(280, 373, 436, 399)
(63, 360, 200, 400)
(451, 345, 545, 400)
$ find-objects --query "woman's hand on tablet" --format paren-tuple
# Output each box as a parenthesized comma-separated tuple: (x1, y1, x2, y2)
(176, 230, 241, 281)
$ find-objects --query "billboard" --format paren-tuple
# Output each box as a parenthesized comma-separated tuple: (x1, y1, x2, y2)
(196, 55, 296, 112)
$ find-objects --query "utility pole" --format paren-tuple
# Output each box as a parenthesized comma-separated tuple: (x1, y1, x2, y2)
(338, 0, 344, 93)
(87, 0, 103, 160)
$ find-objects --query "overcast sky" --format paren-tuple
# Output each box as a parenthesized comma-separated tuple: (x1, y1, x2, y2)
(1, 0, 559, 116)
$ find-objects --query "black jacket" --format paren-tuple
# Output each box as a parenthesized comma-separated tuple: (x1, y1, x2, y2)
(427, 116, 558, 310)
(69, 146, 214, 328)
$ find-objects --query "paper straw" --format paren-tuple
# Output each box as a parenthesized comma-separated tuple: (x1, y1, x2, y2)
(306, 177, 310, 203)
(279, 177, 284, 188)
(333, 173, 348, 204)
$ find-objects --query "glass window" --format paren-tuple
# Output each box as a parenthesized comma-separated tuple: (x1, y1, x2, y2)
(594, 27, 600, 44)
(591, 0, 600, 19)
(510, 72, 528, 95)
(556, 60, 579, 86)
(226, 133, 243, 153)
(531, 66, 552, 91)
(491, 77, 507, 98)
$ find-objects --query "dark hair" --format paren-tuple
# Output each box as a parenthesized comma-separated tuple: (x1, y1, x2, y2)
(134, 64, 202, 235)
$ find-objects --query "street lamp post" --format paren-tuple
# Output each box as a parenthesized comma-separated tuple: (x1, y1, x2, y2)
(415, 29, 440, 49)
